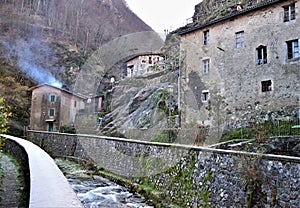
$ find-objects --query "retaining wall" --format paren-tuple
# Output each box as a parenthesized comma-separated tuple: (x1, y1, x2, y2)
(2, 135, 83, 208)
(3, 137, 30, 207)
(26, 131, 300, 207)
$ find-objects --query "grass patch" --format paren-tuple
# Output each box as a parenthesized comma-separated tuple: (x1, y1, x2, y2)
(221, 119, 299, 143)
(0, 152, 28, 207)
(150, 130, 169, 143)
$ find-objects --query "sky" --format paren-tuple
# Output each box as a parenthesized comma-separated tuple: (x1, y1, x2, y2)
(125, 0, 200, 34)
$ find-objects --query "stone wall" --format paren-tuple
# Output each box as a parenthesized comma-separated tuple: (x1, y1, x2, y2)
(150, 149, 300, 207)
(3, 138, 30, 207)
(180, 0, 300, 144)
(2, 134, 83, 207)
(75, 113, 99, 135)
(27, 131, 300, 207)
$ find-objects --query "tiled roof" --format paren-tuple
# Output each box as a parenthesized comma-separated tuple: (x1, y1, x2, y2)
(28, 83, 87, 99)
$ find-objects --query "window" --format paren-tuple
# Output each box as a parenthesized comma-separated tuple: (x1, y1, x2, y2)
(256, 45, 267, 65)
(203, 59, 210, 74)
(283, 3, 296, 22)
(74, 100, 77, 108)
(236, 31, 245, 48)
(203, 30, 210, 45)
(50, 95, 56, 102)
(49, 109, 55, 116)
(261, 80, 272, 92)
(201, 90, 210, 102)
(286, 39, 299, 59)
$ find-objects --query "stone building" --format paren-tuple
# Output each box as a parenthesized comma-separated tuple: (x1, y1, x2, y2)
(179, 0, 299, 144)
(126, 54, 164, 77)
(28, 84, 86, 131)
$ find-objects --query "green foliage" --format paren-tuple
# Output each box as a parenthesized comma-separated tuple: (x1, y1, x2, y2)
(157, 89, 178, 117)
(221, 119, 299, 143)
(0, 67, 32, 136)
(198, 170, 213, 207)
(237, 155, 263, 208)
(0, 153, 28, 206)
(150, 130, 169, 143)
(0, 98, 10, 135)
(83, 160, 166, 206)
(166, 153, 196, 206)
(151, 129, 178, 143)
(60, 125, 76, 134)
(221, 128, 253, 142)
(160, 150, 214, 207)
(97, 111, 107, 118)
(199, 189, 211, 208)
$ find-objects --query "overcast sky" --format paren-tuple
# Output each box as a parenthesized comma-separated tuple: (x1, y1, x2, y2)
(125, 0, 200, 34)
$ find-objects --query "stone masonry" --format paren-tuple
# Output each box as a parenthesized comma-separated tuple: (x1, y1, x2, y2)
(27, 131, 300, 207)
(179, 0, 300, 144)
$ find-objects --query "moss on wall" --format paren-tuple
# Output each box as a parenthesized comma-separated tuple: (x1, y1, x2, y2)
(27, 131, 300, 207)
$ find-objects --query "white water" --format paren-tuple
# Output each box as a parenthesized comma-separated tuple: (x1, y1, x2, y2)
(68, 177, 154, 208)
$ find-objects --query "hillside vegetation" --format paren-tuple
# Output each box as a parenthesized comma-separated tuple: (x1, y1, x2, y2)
(0, 0, 154, 135)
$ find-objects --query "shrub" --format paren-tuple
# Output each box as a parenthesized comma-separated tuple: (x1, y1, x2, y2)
(60, 125, 76, 134)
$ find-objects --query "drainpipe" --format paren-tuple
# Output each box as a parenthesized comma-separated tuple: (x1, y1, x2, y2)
(42, 111, 46, 131)
(178, 49, 182, 128)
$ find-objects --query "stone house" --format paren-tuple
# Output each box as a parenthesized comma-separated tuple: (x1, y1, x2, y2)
(28, 84, 86, 131)
(126, 54, 164, 77)
(179, 0, 299, 144)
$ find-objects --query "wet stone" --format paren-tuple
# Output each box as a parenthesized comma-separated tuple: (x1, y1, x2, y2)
(55, 159, 153, 208)
(68, 177, 153, 208)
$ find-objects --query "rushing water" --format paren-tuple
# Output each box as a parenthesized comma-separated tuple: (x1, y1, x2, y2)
(55, 158, 154, 208)
(68, 175, 154, 208)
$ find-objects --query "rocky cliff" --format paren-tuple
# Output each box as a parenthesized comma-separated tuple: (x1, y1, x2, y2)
(0, 0, 156, 135)
(73, 32, 181, 141)
(192, 0, 256, 23)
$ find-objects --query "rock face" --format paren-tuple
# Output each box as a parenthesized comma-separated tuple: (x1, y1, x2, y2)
(193, 0, 225, 22)
(193, 0, 254, 23)
(74, 31, 178, 141)
(98, 70, 179, 141)
(74, 70, 180, 141)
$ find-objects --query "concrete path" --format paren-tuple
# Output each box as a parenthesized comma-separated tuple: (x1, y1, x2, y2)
(1, 134, 83, 208)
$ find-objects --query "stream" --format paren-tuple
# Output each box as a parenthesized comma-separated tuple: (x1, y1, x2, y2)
(55, 159, 154, 208)
(68, 176, 154, 208)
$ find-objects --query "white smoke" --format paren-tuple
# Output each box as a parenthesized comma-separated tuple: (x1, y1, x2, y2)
(18, 59, 62, 88)
(2, 38, 62, 88)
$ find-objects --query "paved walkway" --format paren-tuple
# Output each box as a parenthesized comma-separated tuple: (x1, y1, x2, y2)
(1, 134, 83, 208)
